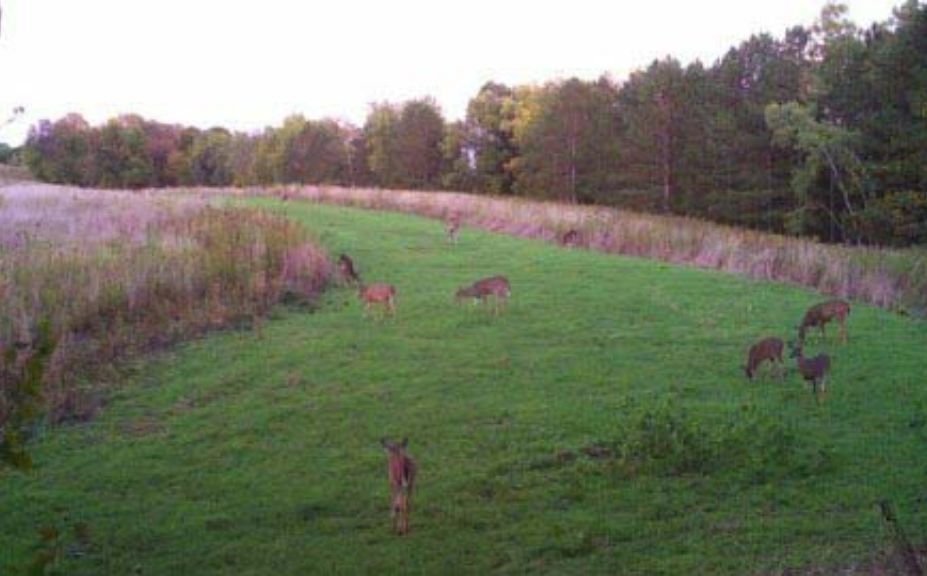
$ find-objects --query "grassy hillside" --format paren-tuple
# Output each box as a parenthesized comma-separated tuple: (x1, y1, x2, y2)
(1, 199, 925, 574)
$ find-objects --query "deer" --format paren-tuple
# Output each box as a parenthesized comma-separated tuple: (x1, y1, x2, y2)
(559, 229, 581, 248)
(358, 283, 396, 318)
(337, 253, 361, 285)
(455, 275, 511, 315)
(445, 213, 461, 244)
(380, 437, 416, 536)
(742, 336, 785, 381)
(790, 341, 832, 396)
(798, 299, 850, 344)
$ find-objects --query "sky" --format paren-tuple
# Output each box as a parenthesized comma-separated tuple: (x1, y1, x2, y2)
(0, 0, 904, 146)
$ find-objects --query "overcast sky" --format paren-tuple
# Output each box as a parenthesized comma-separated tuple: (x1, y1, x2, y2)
(0, 0, 903, 145)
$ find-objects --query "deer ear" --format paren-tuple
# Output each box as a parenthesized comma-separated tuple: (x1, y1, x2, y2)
(400, 437, 408, 448)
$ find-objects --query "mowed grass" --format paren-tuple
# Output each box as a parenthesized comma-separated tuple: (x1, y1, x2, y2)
(2, 200, 926, 575)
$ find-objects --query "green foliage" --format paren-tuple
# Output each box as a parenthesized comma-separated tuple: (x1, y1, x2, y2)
(854, 190, 927, 246)
(364, 99, 445, 189)
(512, 78, 622, 204)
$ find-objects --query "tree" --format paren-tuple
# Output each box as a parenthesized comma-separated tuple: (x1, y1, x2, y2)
(190, 128, 233, 186)
(512, 78, 622, 204)
(395, 98, 445, 189)
(766, 102, 868, 241)
(619, 58, 689, 211)
(465, 82, 519, 194)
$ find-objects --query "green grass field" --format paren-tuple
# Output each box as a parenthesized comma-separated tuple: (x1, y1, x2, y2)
(2, 200, 925, 575)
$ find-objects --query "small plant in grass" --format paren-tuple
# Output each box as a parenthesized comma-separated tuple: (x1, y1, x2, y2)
(605, 398, 836, 483)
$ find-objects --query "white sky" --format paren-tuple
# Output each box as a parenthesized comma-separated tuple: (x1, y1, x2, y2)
(0, 0, 903, 145)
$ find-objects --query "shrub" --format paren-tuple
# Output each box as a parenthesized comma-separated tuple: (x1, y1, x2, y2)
(606, 399, 835, 483)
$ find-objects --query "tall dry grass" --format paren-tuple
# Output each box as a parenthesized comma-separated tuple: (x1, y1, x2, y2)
(1, 185, 330, 465)
(208, 184, 925, 315)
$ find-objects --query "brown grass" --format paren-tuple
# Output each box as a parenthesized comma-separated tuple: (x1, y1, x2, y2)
(1, 184, 330, 454)
(191, 184, 926, 316)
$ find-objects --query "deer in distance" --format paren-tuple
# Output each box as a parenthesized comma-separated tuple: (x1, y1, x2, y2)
(358, 283, 396, 318)
(790, 341, 832, 397)
(798, 299, 850, 344)
(445, 213, 461, 244)
(743, 337, 785, 381)
(381, 437, 416, 536)
(559, 229, 581, 248)
(338, 253, 361, 285)
(455, 275, 511, 314)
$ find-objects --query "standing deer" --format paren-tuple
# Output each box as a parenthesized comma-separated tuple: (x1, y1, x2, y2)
(358, 283, 396, 318)
(743, 337, 785, 381)
(455, 275, 511, 315)
(790, 341, 832, 396)
(381, 437, 416, 536)
(445, 213, 461, 244)
(338, 254, 361, 285)
(798, 299, 850, 344)
(559, 229, 581, 248)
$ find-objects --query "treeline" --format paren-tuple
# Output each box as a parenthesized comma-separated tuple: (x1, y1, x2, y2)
(21, 2, 927, 246)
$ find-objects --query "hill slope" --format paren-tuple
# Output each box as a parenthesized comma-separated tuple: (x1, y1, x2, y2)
(1, 200, 925, 574)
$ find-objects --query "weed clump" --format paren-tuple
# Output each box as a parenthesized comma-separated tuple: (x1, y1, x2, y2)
(603, 398, 836, 483)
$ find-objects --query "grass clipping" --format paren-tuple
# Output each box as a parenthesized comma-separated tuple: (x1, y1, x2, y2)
(0, 186, 331, 466)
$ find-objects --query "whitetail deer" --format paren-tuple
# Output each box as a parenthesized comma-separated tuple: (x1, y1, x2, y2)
(790, 342, 832, 396)
(798, 299, 850, 344)
(455, 275, 511, 314)
(338, 253, 361, 285)
(381, 437, 416, 535)
(743, 337, 785, 380)
(445, 213, 461, 244)
(358, 283, 396, 318)
(559, 229, 581, 247)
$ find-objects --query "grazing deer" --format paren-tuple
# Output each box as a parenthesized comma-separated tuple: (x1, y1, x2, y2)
(455, 275, 511, 314)
(381, 437, 416, 536)
(559, 229, 581, 247)
(798, 299, 850, 344)
(359, 283, 396, 318)
(338, 253, 361, 285)
(743, 337, 785, 381)
(445, 213, 461, 244)
(790, 342, 832, 396)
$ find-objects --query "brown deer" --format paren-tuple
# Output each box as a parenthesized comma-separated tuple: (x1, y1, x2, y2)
(742, 337, 785, 381)
(790, 342, 832, 396)
(445, 213, 461, 244)
(358, 283, 396, 318)
(381, 437, 416, 536)
(798, 299, 850, 344)
(455, 275, 511, 314)
(338, 253, 361, 285)
(559, 229, 581, 247)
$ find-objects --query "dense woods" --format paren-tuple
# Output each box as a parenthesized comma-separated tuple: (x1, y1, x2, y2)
(16, 2, 927, 246)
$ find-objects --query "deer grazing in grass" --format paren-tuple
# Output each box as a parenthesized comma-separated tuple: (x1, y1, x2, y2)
(790, 341, 832, 396)
(338, 253, 361, 285)
(559, 229, 581, 248)
(742, 337, 785, 381)
(798, 299, 850, 344)
(455, 275, 511, 314)
(358, 283, 396, 318)
(381, 437, 416, 536)
(445, 213, 461, 244)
